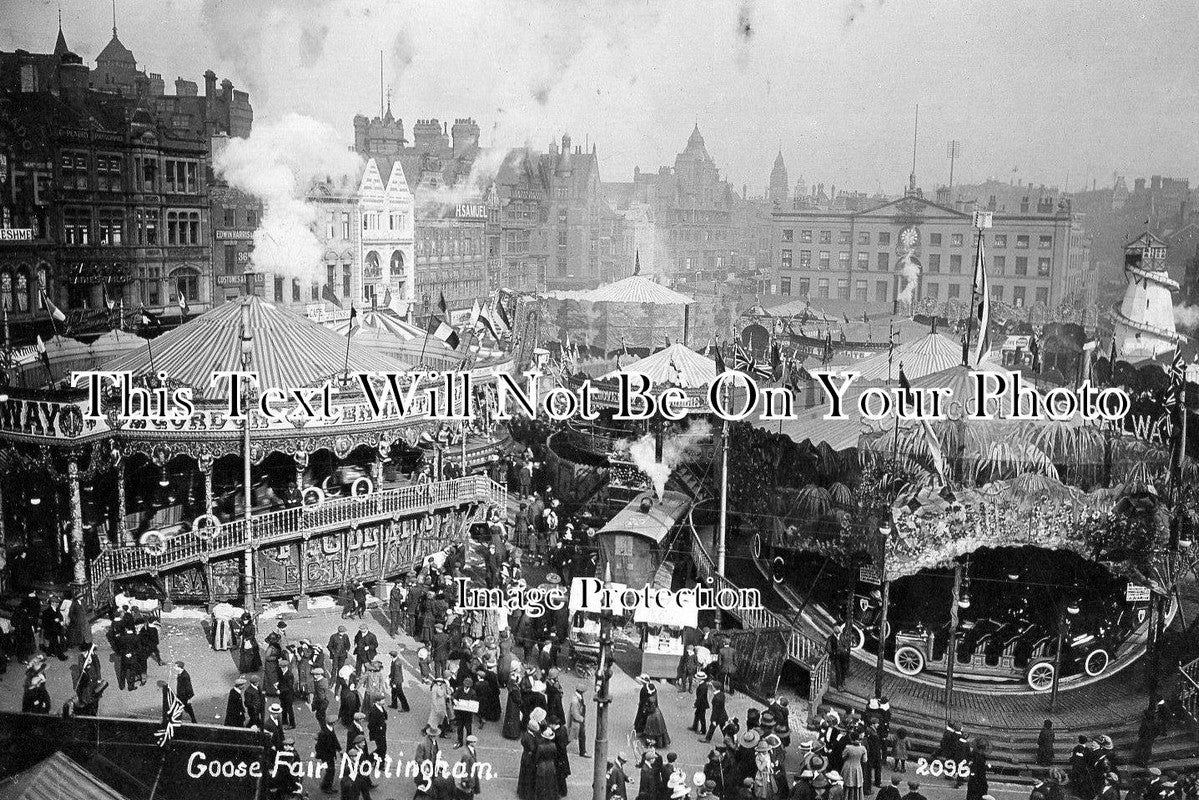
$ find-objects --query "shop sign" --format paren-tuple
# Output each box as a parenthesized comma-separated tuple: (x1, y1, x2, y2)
(454, 203, 488, 221)
(215, 230, 255, 241)
(859, 565, 882, 585)
(0, 398, 97, 439)
(1125, 584, 1150, 602)
(0, 229, 34, 242)
(1002, 335, 1030, 350)
(215, 273, 265, 287)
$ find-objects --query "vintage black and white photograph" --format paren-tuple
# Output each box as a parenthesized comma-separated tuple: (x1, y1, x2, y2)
(0, 1, 1197, 799)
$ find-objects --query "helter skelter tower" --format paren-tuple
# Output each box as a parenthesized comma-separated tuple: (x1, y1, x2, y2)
(1110, 232, 1187, 361)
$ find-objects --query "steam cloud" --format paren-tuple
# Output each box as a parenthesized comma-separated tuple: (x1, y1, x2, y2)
(617, 420, 713, 499)
(1174, 304, 1199, 331)
(897, 255, 921, 305)
(214, 114, 363, 285)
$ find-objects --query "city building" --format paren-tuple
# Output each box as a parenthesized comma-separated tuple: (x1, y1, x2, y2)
(1110, 231, 1185, 360)
(494, 148, 551, 293)
(768, 192, 1076, 310)
(0, 22, 251, 339)
(768, 151, 788, 204)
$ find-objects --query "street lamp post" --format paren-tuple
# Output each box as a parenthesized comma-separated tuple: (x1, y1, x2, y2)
(873, 520, 892, 698)
(591, 607, 615, 800)
(1049, 598, 1080, 712)
(944, 563, 964, 722)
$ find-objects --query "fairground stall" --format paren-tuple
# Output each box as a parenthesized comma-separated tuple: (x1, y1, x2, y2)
(0, 292, 510, 610)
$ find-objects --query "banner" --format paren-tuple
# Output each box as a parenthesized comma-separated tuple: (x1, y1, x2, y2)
(724, 627, 789, 700)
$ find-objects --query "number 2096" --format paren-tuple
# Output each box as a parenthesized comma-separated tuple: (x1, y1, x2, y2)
(915, 758, 971, 779)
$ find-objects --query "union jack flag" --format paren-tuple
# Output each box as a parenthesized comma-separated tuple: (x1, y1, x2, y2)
(733, 341, 771, 380)
(1165, 349, 1186, 410)
(155, 686, 187, 747)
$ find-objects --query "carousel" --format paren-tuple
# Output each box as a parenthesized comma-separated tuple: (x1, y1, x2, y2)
(0, 291, 511, 610)
(741, 360, 1197, 693)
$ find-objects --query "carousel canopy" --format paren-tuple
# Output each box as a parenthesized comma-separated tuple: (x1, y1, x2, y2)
(544, 275, 694, 305)
(14, 329, 144, 387)
(103, 295, 413, 400)
(326, 310, 504, 367)
(599, 343, 746, 389)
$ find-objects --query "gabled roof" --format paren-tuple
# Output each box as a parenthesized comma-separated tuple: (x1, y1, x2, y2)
(0, 751, 126, 800)
(102, 295, 412, 400)
(53, 27, 70, 57)
(1125, 230, 1168, 250)
(96, 32, 135, 65)
(850, 194, 970, 219)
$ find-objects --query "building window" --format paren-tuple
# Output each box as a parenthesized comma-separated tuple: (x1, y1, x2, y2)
(274, 277, 284, 301)
(856, 252, 869, 270)
(819, 251, 830, 270)
(858, 232, 870, 245)
(929, 233, 942, 247)
(166, 210, 200, 245)
(877, 232, 890, 246)
(781, 277, 791, 296)
(782, 229, 794, 242)
(1016, 235, 1029, 249)
(224, 245, 237, 274)
(993, 234, 1007, 248)
(145, 267, 160, 306)
(951, 233, 964, 247)
(311, 283, 319, 301)
(855, 279, 867, 301)
(0, 273, 11, 311)
(1038, 257, 1051, 276)
(819, 230, 831, 244)
(837, 278, 850, 300)
(949, 254, 962, 273)
(97, 154, 122, 192)
(343, 265, 352, 297)
(164, 160, 198, 194)
(1035, 287, 1049, 304)
(139, 157, 157, 192)
(62, 152, 88, 190)
(800, 230, 812, 243)
(947, 283, 960, 299)
(991, 286, 1003, 303)
(799, 250, 812, 269)
(292, 279, 301, 302)
(798, 278, 810, 296)
(326, 264, 336, 294)
(993, 255, 1005, 274)
(1039, 235, 1053, 249)
(816, 278, 830, 299)
(341, 212, 350, 238)
(174, 269, 200, 303)
(877, 252, 889, 271)
(98, 208, 123, 245)
(1015, 256, 1028, 276)
(1013, 286, 1026, 307)
(876, 281, 888, 302)
(928, 253, 941, 273)
(927, 282, 940, 299)
(838, 252, 850, 270)
(63, 207, 90, 245)
(224, 208, 236, 227)
(781, 249, 793, 270)
(837, 231, 850, 245)
(247, 210, 257, 227)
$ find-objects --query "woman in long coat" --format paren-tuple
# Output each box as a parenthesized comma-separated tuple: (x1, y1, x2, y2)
(296, 641, 314, 700)
(235, 613, 262, 673)
(477, 667, 502, 724)
(545, 670, 566, 725)
(517, 721, 540, 800)
(263, 633, 282, 696)
(642, 695, 671, 749)
(636, 745, 664, 800)
(503, 672, 525, 739)
(840, 735, 867, 800)
(533, 728, 561, 800)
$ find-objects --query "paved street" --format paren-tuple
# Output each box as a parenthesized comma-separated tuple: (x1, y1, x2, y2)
(0, 599, 1046, 799)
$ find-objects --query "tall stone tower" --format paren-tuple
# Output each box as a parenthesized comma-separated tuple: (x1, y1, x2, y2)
(769, 150, 788, 203)
(1111, 232, 1186, 360)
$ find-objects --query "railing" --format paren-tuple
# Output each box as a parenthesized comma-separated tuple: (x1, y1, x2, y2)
(1181, 656, 1199, 727)
(687, 506, 832, 707)
(90, 476, 507, 582)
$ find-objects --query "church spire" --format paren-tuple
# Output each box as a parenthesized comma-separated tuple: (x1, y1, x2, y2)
(112, 0, 118, 36)
(54, 4, 70, 57)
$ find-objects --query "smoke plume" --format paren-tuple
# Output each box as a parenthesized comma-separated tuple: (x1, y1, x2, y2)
(214, 114, 363, 284)
(897, 255, 921, 305)
(617, 420, 713, 499)
(1174, 304, 1199, 332)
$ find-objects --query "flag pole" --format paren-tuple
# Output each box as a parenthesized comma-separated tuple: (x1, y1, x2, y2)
(963, 223, 984, 367)
(342, 304, 354, 380)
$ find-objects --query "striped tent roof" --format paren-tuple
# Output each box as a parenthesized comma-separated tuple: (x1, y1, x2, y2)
(600, 343, 733, 388)
(326, 310, 503, 366)
(103, 296, 412, 400)
(546, 275, 694, 305)
(845, 331, 965, 383)
(0, 751, 126, 800)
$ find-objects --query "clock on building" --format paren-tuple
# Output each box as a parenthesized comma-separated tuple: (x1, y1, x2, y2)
(898, 225, 920, 253)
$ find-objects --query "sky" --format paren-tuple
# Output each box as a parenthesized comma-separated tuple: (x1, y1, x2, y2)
(3, 0, 1198, 197)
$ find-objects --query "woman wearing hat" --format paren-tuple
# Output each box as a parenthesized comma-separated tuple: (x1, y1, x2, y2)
(533, 726, 561, 800)
(517, 721, 540, 800)
(503, 669, 526, 739)
(841, 733, 867, 800)
(753, 740, 776, 800)
(965, 740, 990, 800)
(635, 741, 664, 800)
(643, 693, 671, 748)
(234, 612, 261, 674)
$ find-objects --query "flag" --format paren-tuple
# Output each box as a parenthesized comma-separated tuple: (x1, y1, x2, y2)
(899, 364, 948, 486)
(178, 289, 189, 317)
(733, 341, 770, 380)
(429, 314, 460, 350)
(102, 284, 115, 311)
(348, 303, 358, 328)
(155, 685, 187, 747)
(1165, 349, 1186, 409)
(1029, 334, 1040, 373)
(969, 239, 990, 366)
(770, 341, 783, 381)
(713, 337, 726, 374)
(496, 290, 513, 330)
(43, 292, 66, 323)
(438, 291, 448, 315)
(35, 334, 50, 372)
(476, 301, 501, 341)
(321, 283, 342, 309)
(140, 308, 161, 329)
(621, 335, 629, 357)
(468, 299, 482, 331)
(843, 312, 851, 325)
(668, 354, 683, 386)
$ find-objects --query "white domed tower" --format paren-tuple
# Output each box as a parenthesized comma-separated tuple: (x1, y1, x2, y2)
(1111, 232, 1186, 360)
